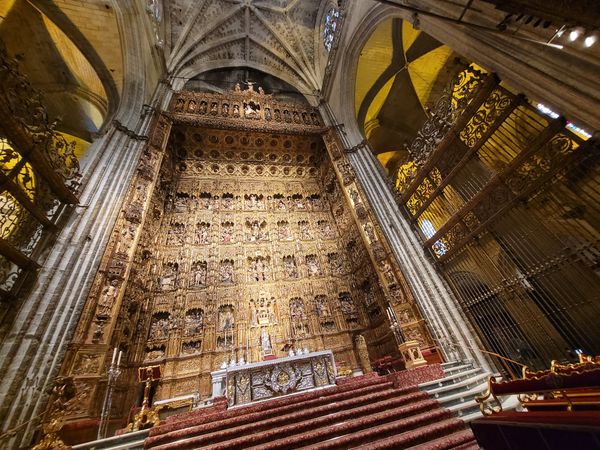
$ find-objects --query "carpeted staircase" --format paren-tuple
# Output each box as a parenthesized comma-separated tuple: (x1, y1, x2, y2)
(145, 372, 479, 450)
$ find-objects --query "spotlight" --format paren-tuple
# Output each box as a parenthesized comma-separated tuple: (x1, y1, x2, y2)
(584, 34, 597, 47)
(568, 29, 580, 41)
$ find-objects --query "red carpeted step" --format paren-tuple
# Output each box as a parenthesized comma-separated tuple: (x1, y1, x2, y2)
(149, 374, 392, 439)
(152, 393, 436, 450)
(146, 381, 409, 448)
(338, 417, 468, 450)
(148, 388, 426, 450)
(243, 402, 452, 450)
(406, 428, 478, 449)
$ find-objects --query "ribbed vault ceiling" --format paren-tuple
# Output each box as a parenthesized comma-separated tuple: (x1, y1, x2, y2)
(167, 0, 328, 96)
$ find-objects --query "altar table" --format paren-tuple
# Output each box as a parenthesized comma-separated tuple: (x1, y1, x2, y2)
(210, 350, 337, 406)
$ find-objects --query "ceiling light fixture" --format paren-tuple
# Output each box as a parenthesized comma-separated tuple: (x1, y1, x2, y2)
(584, 34, 597, 48)
(568, 29, 580, 41)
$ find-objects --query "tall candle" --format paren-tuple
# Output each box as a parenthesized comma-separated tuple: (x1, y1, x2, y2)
(117, 350, 122, 367)
(111, 347, 117, 365)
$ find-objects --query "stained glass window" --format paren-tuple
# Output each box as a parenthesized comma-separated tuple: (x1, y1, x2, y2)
(323, 7, 339, 51)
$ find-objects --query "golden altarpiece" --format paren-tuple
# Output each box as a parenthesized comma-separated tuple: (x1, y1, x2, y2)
(57, 85, 433, 427)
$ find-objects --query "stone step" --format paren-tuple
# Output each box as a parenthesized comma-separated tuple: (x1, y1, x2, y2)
(442, 364, 476, 376)
(149, 388, 427, 450)
(72, 430, 149, 450)
(419, 368, 483, 389)
(423, 372, 492, 398)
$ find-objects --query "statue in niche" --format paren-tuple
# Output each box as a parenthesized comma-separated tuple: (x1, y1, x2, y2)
(159, 262, 178, 290)
(222, 103, 229, 116)
(184, 309, 204, 336)
(219, 260, 234, 284)
(249, 256, 269, 282)
(182, 340, 202, 355)
(264, 107, 272, 121)
(250, 296, 277, 326)
(149, 314, 170, 340)
(222, 195, 234, 210)
(283, 110, 291, 122)
(190, 261, 207, 288)
(274, 109, 281, 121)
(293, 111, 301, 123)
(245, 193, 263, 210)
(399, 308, 413, 324)
(195, 222, 209, 244)
(174, 97, 184, 112)
(327, 253, 343, 276)
(259, 328, 272, 355)
(349, 189, 360, 205)
(379, 260, 396, 284)
(311, 112, 320, 125)
(299, 221, 311, 240)
(275, 197, 287, 210)
(363, 222, 376, 242)
(233, 104, 240, 116)
(166, 222, 185, 246)
(199, 194, 212, 210)
(318, 220, 334, 239)
(388, 285, 407, 305)
(278, 221, 292, 240)
(306, 254, 320, 277)
(218, 306, 234, 331)
(292, 195, 305, 210)
(283, 255, 298, 278)
(97, 279, 119, 317)
(246, 219, 267, 242)
(146, 346, 165, 361)
(315, 295, 331, 318)
(289, 297, 307, 322)
(302, 112, 310, 124)
(244, 101, 260, 119)
(339, 292, 358, 319)
(221, 222, 234, 244)
(186, 99, 196, 113)
(210, 102, 218, 115)
(199, 101, 207, 114)
(174, 193, 189, 212)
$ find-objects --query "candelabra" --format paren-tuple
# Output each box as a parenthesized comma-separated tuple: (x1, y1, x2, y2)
(97, 348, 122, 440)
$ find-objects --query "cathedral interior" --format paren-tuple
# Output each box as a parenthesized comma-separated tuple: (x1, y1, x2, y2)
(0, 1, 598, 449)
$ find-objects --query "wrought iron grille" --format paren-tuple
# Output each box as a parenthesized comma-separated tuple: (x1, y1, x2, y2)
(0, 47, 81, 305)
(395, 65, 599, 377)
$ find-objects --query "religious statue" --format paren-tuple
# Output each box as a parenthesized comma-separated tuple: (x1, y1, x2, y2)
(299, 221, 311, 240)
(219, 260, 234, 284)
(221, 223, 234, 244)
(199, 101, 207, 114)
(195, 223, 209, 244)
(278, 221, 292, 240)
(327, 253, 343, 275)
(283, 255, 298, 278)
(191, 261, 207, 287)
(185, 309, 204, 335)
(306, 254, 320, 277)
(149, 315, 170, 340)
(97, 280, 119, 317)
(259, 328, 272, 356)
(159, 263, 177, 290)
(315, 295, 331, 318)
